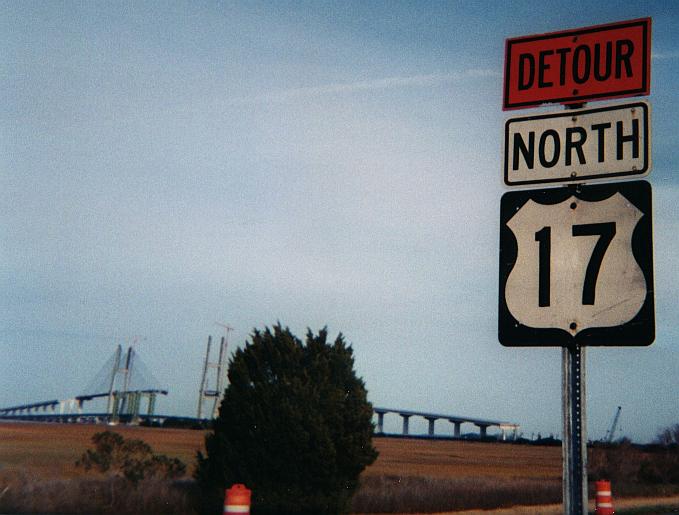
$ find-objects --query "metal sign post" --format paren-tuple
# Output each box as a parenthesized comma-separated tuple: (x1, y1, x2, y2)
(500, 17, 654, 515)
(561, 102, 588, 515)
(562, 344, 587, 515)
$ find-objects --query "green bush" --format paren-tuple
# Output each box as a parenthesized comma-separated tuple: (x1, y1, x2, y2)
(76, 431, 186, 485)
(195, 324, 378, 514)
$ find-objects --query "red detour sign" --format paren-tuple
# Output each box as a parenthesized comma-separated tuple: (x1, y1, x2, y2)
(503, 18, 651, 110)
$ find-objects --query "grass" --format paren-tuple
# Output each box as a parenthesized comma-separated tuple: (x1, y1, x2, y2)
(368, 437, 562, 480)
(0, 422, 203, 513)
(1, 422, 679, 514)
(615, 505, 679, 514)
(0, 421, 205, 478)
(350, 475, 561, 513)
(0, 470, 196, 514)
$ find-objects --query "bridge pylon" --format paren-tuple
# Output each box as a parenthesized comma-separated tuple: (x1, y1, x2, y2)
(197, 331, 229, 419)
(105, 344, 156, 424)
(106, 345, 123, 415)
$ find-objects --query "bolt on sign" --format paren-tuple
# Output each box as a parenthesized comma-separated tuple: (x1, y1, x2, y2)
(498, 180, 654, 347)
(503, 18, 651, 110)
(504, 101, 650, 186)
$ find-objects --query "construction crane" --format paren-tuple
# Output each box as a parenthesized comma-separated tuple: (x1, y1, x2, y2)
(604, 406, 622, 443)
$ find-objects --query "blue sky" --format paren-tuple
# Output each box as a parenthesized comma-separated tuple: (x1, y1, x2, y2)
(2, 1, 679, 442)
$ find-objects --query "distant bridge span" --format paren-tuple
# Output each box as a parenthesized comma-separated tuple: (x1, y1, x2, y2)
(373, 407, 520, 440)
(0, 412, 196, 426)
(0, 390, 168, 425)
(0, 400, 519, 439)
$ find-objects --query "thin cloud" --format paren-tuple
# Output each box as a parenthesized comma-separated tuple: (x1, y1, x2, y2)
(226, 69, 500, 105)
(652, 50, 679, 60)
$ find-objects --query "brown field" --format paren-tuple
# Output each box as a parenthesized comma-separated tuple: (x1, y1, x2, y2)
(1, 421, 678, 514)
(0, 421, 205, 479)
(0, 422, 561, 481)
(366, 437, 562, 480)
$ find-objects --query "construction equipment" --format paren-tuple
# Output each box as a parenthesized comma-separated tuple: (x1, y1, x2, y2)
(604, 406, 622, 443)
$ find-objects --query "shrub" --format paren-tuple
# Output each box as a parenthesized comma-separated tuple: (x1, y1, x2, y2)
(655, 424, 679, 447)
(0, 469, 196, 514)
(588, 428, 679, 496)
(351, 475, 561, 513)
(195, 324, 378, 514)
(76, 431, 186, 485)
(637, 425, 679, 485)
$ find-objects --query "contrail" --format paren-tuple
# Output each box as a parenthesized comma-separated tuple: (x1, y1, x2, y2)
(651, 50, 679, 60)
(226, 68, 500, 105)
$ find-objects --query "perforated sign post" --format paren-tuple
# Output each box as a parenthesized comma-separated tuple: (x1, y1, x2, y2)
(499, 17, 653, 515)
(498, 180, 655, 514)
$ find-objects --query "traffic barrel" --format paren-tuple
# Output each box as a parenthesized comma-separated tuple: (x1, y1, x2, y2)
(595, 479, 614, 514)
(224, 483, 251, 514)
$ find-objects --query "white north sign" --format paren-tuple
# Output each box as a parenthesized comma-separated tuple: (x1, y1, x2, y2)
(504, 101, 650, 186)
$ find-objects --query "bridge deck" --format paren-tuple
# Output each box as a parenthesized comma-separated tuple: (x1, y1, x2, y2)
(373, 407, 518, 428)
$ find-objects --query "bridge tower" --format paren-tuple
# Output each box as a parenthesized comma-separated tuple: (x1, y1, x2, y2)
(106, 344, 142, 423)
(106, 345, 123, 415)
(197, 326, 230, 419)
(119, 346, 136, 414)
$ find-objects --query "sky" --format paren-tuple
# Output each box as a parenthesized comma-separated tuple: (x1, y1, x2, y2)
(2, 1, 678, 443)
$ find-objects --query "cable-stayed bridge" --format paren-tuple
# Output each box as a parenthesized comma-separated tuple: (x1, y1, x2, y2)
(0, 340, 521, 439)
(0, 345, 180, 425)
(0, 336, 231, 427)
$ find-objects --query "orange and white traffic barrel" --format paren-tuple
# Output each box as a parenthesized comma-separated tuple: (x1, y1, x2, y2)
(595, 479, 614, 514)
(224, 483, 251, 514)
